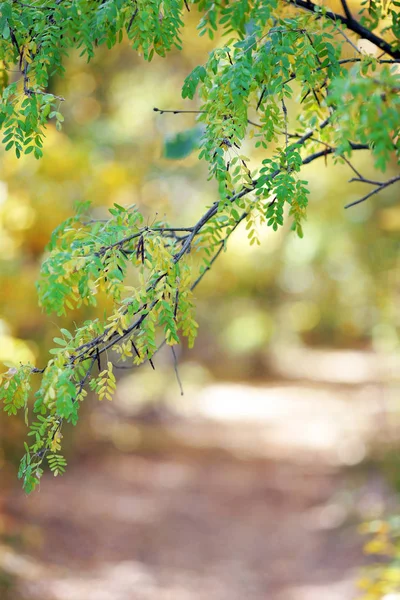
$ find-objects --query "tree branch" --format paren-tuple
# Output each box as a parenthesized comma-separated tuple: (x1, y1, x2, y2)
(289, 0, 400, 59)
(340, 0, 353, 22)
(171, 346, 184, 396)
(31, 114, 382, 395)
(154, 107, 263, 128)
(70, 124, 371, 368)
(345, 175, 400, 208)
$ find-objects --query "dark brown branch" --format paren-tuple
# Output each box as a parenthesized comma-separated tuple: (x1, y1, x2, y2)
(127, 6, 138, 33)
(302, 142, 369, 165)
(9, 26, 21, 56)
(289, 0, 400, 59)
(340, 0, 353, 22)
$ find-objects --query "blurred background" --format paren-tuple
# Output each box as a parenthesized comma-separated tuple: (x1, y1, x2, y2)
(1, 2, 400, 599)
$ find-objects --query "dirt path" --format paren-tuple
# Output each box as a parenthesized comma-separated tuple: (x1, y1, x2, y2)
(2, 377, 397, 600)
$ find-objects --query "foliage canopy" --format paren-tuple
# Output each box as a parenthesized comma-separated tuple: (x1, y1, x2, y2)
(0, 0, 399, 494)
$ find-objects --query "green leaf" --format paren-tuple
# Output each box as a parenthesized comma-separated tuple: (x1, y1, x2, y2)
(163, 126, 203, 160)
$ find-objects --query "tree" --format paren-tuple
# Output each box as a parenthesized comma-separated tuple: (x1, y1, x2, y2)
(0, 0, 399, 493)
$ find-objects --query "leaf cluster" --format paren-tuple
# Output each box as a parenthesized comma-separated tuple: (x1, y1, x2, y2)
(0, 0, 399, 491)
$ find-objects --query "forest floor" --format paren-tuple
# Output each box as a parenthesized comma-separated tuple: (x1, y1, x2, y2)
(2, 348, 400, 600)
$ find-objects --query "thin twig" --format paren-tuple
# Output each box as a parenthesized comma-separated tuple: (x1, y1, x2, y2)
(76, 356, 97, 398)
(282, 98, 288, 164)
(154, 106, 262, 128)
(30, 89, 65, 101)
(248, 118, 262, 128)
(345, 175, 400, 208)
(336, 27, 361, 55)
(341, 155, 364, 180)
(171, 346, 184, 396)
(154, 107, 206, 115)
(349, 176, 383, 185)
(190, 213, 247, 289)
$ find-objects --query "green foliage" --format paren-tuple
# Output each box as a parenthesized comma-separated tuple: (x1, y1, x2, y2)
(0, 365, 31, 417)
(0, 0, 399, 491)
(358, 518, 400, 598)
(329, 64, 400, 171)
(0, 0, 185, 155)
(94, 361, 116, 402)
(47, 453, 67, 477)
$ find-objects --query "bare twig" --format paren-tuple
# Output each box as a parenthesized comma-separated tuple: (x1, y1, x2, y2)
(349, 176, 383, 185)
(282, 98, 288, 163)
(336, 27, 361, 55)
(154, 107, 206, 115)
(29, 89, 65, 101)
(341, 156, 364, 180)
(154, 106, 262, 128)
(171, 346, 184, 396)
(345, 175, 400, 208)
(248, 118, 262, 128)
